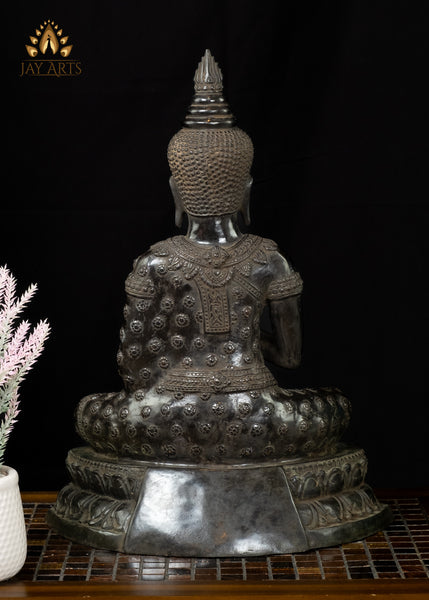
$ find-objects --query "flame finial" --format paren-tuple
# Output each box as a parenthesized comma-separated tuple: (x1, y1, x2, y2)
(184, 49, 235, 128)
(193, 49, 223, 93)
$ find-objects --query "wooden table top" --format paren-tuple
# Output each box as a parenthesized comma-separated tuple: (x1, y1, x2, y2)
(1, 489, 428, 599)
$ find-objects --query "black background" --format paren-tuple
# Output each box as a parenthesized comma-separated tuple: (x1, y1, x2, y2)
(5, 1, 428, 491)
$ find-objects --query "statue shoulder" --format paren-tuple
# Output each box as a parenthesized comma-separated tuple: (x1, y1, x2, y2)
(259, 236, 280, 253)
(124, 237, 174, 298)
(149, 237, 177, 257)
(257, 238, 303, 300)
(254, 237, 291, 273)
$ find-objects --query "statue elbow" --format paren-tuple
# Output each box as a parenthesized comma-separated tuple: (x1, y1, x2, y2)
(277, 354, 301, 369)
(287, 356, 301, 369)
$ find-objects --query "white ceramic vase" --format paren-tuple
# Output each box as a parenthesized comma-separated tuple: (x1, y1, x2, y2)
(0, 466, 27, 581)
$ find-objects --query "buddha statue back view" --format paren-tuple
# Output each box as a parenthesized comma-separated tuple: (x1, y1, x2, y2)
(48, 50, 391, 556)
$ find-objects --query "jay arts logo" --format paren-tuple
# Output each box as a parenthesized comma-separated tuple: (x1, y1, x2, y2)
(20, 19, 82, 77)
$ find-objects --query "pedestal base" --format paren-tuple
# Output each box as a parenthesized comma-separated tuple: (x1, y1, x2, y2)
(47, 446, 392, 556)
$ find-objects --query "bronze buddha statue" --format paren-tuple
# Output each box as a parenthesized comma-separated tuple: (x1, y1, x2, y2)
(48, 50, 391, 556)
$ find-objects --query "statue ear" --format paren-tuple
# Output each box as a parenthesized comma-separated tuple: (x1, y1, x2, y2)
(240, 177, 252, 226)
(169, 176, 184, 228)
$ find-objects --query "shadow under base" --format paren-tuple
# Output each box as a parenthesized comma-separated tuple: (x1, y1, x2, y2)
(47, 445, 392, 556)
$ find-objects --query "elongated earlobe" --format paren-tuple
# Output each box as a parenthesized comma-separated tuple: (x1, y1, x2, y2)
(169, 176, 184, 228)
(240, 177, 252, 226)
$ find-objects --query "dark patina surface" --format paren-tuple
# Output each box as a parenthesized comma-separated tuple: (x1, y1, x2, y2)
(48, 50, 391, 555)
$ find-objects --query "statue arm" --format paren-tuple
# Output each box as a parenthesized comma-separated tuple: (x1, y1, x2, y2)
(118, 253, 154, 390)
(260, 251, 303, 369)
(260, 295, 302, 368)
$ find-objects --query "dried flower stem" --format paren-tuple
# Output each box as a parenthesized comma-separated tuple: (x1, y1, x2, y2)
(0, 266, 50, 465)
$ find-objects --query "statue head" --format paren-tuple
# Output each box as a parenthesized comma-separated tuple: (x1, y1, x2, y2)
(167, 50, 254, 226)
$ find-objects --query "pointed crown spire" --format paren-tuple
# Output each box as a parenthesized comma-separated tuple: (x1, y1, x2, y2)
(184, 49, 235, 128)
(194, 48, 223, 93)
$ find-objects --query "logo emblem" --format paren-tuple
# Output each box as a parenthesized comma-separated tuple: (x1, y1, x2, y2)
(20, 19, 82, 77)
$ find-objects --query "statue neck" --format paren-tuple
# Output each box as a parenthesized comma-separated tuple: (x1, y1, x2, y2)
(186, 213, 242, 245)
